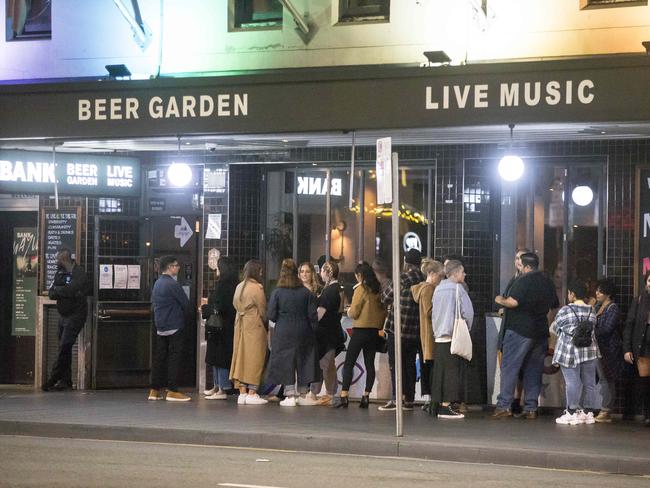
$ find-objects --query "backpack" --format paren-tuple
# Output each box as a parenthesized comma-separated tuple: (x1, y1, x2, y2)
(568, 305, 594, 348)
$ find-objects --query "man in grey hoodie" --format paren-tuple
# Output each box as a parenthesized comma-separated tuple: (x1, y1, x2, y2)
(431, 260, 474, 419)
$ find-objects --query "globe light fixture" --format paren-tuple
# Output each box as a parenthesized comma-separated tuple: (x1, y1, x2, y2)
(168, 162, 193, 187)
(571, 185, 593, 206)
(498, 155, 525, 182)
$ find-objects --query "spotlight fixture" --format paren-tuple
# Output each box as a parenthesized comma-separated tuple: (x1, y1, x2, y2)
(498, 124, 524, 182)
(168, 162, 193, 187)
(105, 64, 132, 79)
(643, 41, 650, 54)
(423, 51, 451, 66)
(571, 186, 594, 206)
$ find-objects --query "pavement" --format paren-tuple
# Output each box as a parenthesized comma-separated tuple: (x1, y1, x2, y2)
(0, 387, 648, 476)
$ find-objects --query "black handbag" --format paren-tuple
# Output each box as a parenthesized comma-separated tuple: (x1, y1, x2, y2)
(376, 330, 388, 354)
(206, 309, 225, 332)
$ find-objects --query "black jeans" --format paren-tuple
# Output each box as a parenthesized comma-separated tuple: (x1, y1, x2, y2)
(385, 332, 420, 402)
(342, 328, 378, 393)
(151, 329, 184, 392)
(49, 313, 86, 385)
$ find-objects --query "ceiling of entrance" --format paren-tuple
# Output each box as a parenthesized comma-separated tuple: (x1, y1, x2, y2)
(3, 122, 650, 154)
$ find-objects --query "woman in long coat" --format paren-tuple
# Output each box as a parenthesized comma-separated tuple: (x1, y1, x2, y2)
(230, 260, 268, 405)
(203, 256, 238, 400)
(266, 258, 320, 407)
(624, 270, 650, 427)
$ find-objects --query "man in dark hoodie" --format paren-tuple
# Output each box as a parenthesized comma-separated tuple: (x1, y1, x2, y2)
(43, 248, 88, 391)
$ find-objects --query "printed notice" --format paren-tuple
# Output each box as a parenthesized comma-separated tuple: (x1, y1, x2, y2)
(206, 213, 222, 239)
(127, 265, 141, 289)
(114, 265, 128, 289)
(99, 264, 113, 289)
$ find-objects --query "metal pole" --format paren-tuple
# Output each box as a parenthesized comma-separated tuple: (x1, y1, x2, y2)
(391, 152, 403, 437)
(349, 131, 356, 210)
(52, 144, 59, 210)
(325, 169, 331, 262)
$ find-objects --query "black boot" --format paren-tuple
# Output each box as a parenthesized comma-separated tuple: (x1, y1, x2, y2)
(334, 396, 349, 408)
(359, 395, 369, 409)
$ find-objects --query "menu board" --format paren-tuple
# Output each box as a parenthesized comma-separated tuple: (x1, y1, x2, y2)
(41, 208, 80, 292)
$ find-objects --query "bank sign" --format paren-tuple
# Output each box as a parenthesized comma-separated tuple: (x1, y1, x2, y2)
(0, 151, 140, 197)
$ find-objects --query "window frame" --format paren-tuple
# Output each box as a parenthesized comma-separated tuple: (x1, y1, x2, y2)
(228, 0, 284, 32)
(338, 0, 390, 24)
(5, 0, 52, 41)
(579, 0, 647, 9)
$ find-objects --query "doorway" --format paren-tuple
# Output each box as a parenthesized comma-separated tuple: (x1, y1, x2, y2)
(0, 211, 38, 384)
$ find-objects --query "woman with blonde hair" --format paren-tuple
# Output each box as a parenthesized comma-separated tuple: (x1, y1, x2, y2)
(266, 259, 320, 407)
(230, 260, 268, 405)
(299, 261, 322, 296)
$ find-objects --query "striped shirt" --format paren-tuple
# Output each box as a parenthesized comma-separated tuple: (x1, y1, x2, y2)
(552, 302, 600, 368)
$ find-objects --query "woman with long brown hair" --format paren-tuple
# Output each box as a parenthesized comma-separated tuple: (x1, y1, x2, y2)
(299, 261, 322, 296)
(624, 270, 650, 427)
(266, 258, 320, 407)
(230, 260, 268, 405)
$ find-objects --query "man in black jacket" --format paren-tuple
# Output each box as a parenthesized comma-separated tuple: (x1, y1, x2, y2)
(42, 248, 88, 391)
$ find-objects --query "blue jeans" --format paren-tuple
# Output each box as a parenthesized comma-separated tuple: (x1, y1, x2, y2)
(496, 329, 547, 412)
(595, 359, 615, 411)
(212, 366, 231, 391)
(561, 359, 597, 411)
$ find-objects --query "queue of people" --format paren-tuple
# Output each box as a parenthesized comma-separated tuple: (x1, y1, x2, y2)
(138, 249, 650, 428)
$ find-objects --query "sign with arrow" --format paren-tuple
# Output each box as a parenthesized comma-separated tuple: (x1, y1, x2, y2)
(174, 217, 193, 247)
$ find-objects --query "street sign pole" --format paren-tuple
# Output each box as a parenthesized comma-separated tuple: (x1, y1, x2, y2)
(391, 152, 403, 437)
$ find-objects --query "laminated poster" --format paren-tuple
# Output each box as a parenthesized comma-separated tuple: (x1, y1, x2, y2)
(113, 265, 128, 289)
(99, 264, 113, 289)
(127, 265, 141, 289)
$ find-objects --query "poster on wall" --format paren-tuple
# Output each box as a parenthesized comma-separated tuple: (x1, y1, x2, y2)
(635, 166, 650, 294)
(40, 208, 80, 292)
(12, 227, 38, 336)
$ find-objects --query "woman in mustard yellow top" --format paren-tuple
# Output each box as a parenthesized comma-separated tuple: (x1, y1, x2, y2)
(336, 262, 386, 408)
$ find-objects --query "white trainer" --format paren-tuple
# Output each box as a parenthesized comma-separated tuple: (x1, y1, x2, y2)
(555, 410, 577, 425)
(297, 393, 319, 406)
(571, 409, 587, 425)
(205, 391, 227, 400)
(237, 394, 247, 405)
(583, 412, 596, 424)
(280, 396, 297, 407)
(203, 387, 217, 396)
(246, 393, 268, 405)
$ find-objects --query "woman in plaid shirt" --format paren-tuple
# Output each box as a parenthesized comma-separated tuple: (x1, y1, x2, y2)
(552, 280, 600, 425)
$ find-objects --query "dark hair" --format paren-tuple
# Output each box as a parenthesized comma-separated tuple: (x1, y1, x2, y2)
(568, 280, 588, 300)
(519, 252, 539, 270)
(159, 255, 178, 272)
(217, 256, 238, 284)
(355, 262, 381, 294)
(277, 258, 302, 288)
(516, 247, 532, 255)
(596, 278, 616, 299)
(242, 259, 263, 282)
(57, 248, 72, 261)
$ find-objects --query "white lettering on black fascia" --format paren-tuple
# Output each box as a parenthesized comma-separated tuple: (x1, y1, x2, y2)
(66, 163, 98, 186)
(0, 160, 56, 183)
(296, 177, 343, 196)
(107, 165, 134, 188)
(425, 80, 595, 110)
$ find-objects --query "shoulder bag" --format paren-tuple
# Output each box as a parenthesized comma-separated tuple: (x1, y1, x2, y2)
(450, 284, 473, 361)
(206, 308, 225, 332)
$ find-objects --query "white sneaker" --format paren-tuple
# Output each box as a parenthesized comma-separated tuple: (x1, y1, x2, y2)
(205, 390, 227, 400)
(555, 410, 577, 425)
(203, 387, 217, 396)
(571, 409, 587, 425)
(297, 393, 319, 406)
(237, 394, 247, 405)
(246, 393, 268, 405)
(583, 411, 596, 424)
(280, 396, 297, 407)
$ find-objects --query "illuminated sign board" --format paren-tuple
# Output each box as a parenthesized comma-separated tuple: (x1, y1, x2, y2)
(296, 176, 342, 196)
(0, 151, 140, 197)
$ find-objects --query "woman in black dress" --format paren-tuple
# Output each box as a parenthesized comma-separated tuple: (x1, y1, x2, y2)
(203, 256, 238, 399)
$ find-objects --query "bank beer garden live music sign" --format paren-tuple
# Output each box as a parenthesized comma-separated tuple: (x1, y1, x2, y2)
(0, 150, 140, 197)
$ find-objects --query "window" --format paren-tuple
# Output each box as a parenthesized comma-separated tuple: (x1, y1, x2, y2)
(230, 0, 283, 30)
(99, 198, 123, 214)
(6, 0, 51, 41)
(580, 0, 647, 9)
(338, 0, 390, 23)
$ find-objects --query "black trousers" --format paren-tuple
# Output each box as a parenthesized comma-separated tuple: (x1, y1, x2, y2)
(49, 313, 86, 385)
(386, 332, 420, 402)
(431, 342, 464, 405)
(151, 329, 184, 392)
(342, 328, 378, 393)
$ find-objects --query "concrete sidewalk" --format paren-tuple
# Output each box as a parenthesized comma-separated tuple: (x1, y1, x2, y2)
(0, 388, 648, 475)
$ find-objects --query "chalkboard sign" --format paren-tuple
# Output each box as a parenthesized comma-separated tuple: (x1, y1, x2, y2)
(40, 208, 81, 292)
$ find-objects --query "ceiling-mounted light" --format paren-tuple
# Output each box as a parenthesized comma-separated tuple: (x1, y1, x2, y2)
(498, 123, 524, 182)
(423, 50, 451, 66)
(571, 185, 594, 206)
(168, 162, 192, 187)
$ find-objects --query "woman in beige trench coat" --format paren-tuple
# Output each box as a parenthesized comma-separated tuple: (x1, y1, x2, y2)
(230, 260, 269, 405)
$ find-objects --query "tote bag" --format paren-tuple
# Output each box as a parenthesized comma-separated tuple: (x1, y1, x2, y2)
(450, 284, 473, 361)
